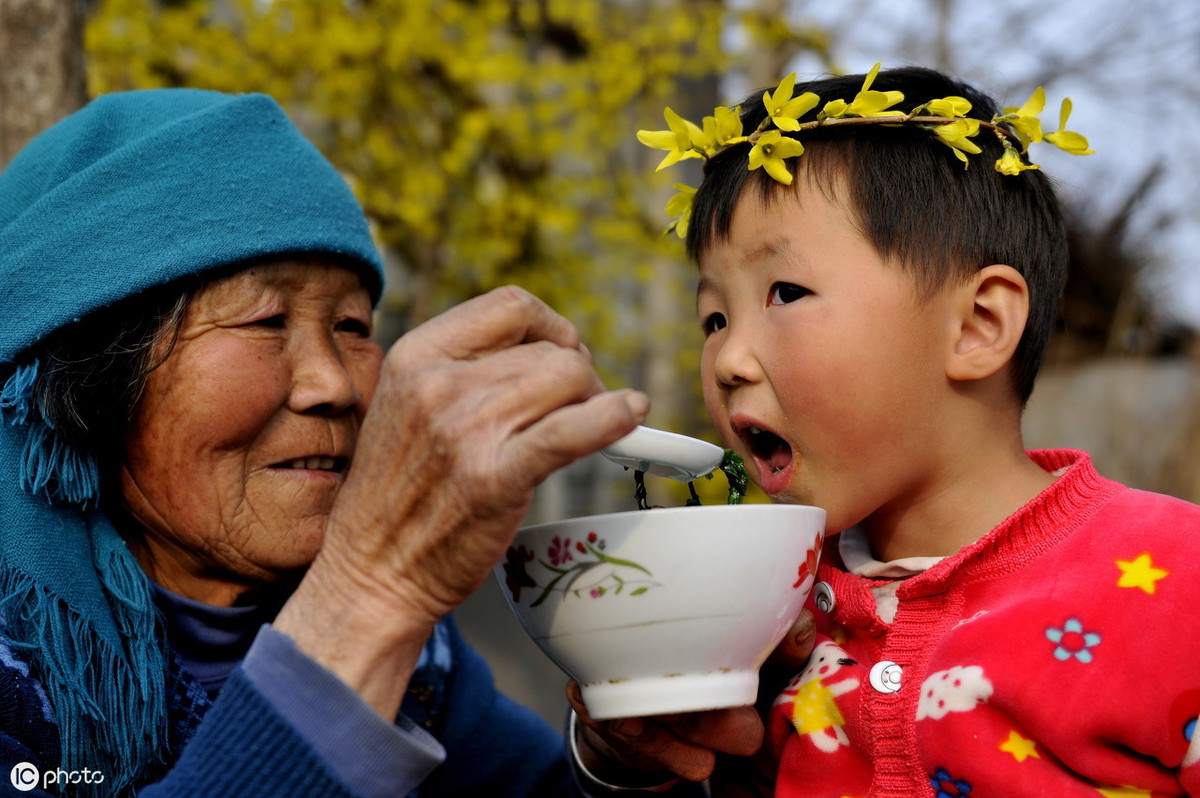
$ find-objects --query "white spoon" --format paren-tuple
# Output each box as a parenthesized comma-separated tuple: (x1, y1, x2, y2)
(601, 425, 725, 483)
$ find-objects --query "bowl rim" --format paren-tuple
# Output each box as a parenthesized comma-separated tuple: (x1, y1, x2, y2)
(519, 502, 825, 532)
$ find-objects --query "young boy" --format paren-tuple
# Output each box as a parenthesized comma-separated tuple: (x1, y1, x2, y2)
(657, 66, 1200, 796)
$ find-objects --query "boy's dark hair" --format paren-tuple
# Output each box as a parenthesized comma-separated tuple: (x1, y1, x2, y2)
(687, 66, 1068, 404)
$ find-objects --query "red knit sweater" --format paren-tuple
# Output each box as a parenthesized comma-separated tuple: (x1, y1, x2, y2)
(768, 450, 1200, 797)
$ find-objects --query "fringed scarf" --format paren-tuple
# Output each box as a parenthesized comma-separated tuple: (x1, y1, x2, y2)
(0, 88, 383, 794)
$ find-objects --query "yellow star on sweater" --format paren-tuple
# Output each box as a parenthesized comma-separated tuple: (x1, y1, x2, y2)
(999, 730, 1039, 762)
(1116, 553, 1168, 594)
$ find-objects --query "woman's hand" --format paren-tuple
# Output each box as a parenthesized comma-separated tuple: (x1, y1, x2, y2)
(568, 683, 763, 785)
(328, 286, 646, 617)
(276, 287, 647, 716)
(567, 609, 816, 788)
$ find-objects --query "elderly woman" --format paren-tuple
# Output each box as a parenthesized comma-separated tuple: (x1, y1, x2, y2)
(0, 89, 770, 797)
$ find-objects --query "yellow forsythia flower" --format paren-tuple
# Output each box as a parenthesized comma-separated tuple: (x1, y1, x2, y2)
(1000, 87, 1046, 152)
(1043, 98, 1094, 155)
(637, 107, 705, 171)
(823, 62, 905, 119)
(664, 183, 696, 238)
(924, 96, 972, 118)
(995, 147, 1041, 175)
(748, 130, 804, 185)
(698, 106, 747, 155)
(763, 73, 820, 132)
(931, 118, 982, 168)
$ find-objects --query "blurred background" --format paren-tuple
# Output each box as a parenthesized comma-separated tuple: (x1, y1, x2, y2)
(2, 0, 1196, 725)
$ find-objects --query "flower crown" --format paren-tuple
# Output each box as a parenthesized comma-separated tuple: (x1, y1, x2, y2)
(638, 63, 1093, 238)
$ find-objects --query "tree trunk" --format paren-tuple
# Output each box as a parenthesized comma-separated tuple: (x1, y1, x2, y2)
(0, 0, 88, 168)
(746, 0, 789, 88)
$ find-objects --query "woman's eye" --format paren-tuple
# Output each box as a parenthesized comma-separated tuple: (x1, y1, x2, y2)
(768, 283, 811, 305)
(250, 314, 286, 329)
(700, 313, 727, 335)
(336, 317, 372, 337)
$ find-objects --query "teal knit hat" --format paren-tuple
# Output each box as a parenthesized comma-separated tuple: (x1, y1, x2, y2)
(0, 88, 383, 360)
(0, 89, 384, 793)
(0, 87, 384, 506)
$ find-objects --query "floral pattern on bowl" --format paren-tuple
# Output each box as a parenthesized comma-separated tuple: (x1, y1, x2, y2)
(503, 531, 660, 607)
(792, 531, 824, 591)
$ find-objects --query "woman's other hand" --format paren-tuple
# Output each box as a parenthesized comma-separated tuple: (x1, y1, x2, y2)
(567, 608, 816, 789)
(567, 683, 762, 785)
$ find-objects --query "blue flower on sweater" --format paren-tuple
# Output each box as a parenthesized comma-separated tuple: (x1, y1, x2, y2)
(1045, 617, 1102, 663)
(930, 767, 972, 797)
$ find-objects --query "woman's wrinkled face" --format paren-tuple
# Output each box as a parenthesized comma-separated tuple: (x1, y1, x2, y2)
(119, 258, 383, 604)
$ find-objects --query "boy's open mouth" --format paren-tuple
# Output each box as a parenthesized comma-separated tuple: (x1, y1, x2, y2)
(740, 424, 792, 474)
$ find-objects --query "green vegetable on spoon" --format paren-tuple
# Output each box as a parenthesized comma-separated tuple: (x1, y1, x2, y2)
(601, 426, 747, 508)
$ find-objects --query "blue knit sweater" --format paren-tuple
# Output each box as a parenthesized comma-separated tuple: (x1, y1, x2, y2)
(0, 617, 575, 797)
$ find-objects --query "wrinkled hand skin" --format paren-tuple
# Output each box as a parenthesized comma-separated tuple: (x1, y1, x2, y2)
(323, 286, 647, 621)
(276, 287, 649, 717)
(569, 608, 816, 793)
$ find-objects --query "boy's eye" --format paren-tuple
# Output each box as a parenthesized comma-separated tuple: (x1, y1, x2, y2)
(701, 312, 727, 335)
(768, 283, 811, 305)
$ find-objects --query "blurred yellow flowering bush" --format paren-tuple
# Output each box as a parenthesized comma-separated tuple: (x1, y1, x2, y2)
(86, 0, 732, 370)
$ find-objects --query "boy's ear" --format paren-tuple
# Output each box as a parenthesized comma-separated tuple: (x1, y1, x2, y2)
(945, 264, 1029, 383)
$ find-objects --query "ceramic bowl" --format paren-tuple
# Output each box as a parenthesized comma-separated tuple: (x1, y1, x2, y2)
(496, 504, 825, 720)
